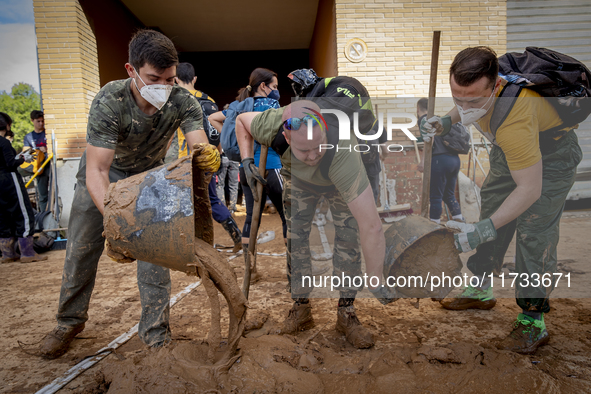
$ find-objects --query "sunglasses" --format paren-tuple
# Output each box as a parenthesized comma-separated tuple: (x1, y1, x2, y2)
(282, 115, 320, 131)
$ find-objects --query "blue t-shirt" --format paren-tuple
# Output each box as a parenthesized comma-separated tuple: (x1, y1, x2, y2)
(23, 130, 47, 149)
(223, 96, 282, 169)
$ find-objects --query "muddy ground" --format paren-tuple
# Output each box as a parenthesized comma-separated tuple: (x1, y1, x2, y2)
(1, 208, 591, 393)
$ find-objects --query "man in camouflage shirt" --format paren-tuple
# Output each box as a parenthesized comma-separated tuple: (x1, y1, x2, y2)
(38, 30, 220, 359)
(236, 101, 396, 349)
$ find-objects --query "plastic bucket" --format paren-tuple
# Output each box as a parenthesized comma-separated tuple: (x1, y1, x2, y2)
(384, 215, 462, 299)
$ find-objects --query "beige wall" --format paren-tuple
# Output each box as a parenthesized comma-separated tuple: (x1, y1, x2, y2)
(33, 0, 100, 159)
(334, 0, 504, 213)
(335, 0, 506, 98)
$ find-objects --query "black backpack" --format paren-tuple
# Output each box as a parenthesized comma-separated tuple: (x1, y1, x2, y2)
(194, 92, 220, 146)
(270, 77, 381, 179)
(307, 77, 381, 178)
(491, 47, 591, 138)
(441, 123, 471, 155)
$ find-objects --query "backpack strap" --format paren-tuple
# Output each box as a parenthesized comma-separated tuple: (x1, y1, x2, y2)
(193, 91, 216, 103)
(271, 125, 289, 156)
(489, 83, 522, 137)
(319, 127, 339, 179)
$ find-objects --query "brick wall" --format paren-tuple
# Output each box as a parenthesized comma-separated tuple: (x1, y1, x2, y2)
(33, 0, 100, 159)
(335, 0, 506, 97)
(335, 0, 505, 214)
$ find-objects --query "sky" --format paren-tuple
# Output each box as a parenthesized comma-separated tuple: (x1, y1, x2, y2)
(0, 0, 40, 94)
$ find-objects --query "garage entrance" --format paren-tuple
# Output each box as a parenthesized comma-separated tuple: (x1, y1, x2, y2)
(80, 0, 337, 106)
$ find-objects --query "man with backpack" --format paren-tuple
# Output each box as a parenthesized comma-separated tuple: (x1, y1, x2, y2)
(287, 69, 386, 204)
(422, 46, 585, 354)
(235, 100, 398, 349)
(171, 62, 242, 253)
(416, 98, 466, 224)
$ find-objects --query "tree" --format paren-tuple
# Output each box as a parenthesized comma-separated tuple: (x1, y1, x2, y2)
(0, 83, 41, 152)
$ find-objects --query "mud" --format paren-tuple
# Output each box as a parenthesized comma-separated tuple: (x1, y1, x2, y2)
(98, 331, 563, 393)
(2, 212, 591, 393)
(392, 231, 462, 299)
(385, 216, 462, 299)
(193, 238, 247, 373)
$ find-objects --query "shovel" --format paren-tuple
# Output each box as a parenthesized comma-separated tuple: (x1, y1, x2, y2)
(242, 145, 269, 298)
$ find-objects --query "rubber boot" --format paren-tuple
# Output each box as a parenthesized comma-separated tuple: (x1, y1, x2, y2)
(336, 305, 375, 349)
(18, 236, 48, 263)
(0, 237, 20, 263)
(222, 216, 242, 253)
(280, 300, 315, 334)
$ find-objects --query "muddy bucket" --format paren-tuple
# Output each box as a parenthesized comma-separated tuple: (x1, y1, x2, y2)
(384, 215, 462, 299)
(103, 155, 213, 274)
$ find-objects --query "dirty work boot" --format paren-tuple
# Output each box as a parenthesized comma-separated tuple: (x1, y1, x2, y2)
(18, 236, 48, 263)
(336, 305, 375, 349)
(0, 237, 20, 263)
(497, 313, 549, 355)
(221, 216, 242, 253)
(440, 285, 496, 310)
(39, 324, 85, 359)
(280, 300, 315, 334)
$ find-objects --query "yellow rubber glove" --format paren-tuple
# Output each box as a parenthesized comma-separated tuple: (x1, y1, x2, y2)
(193, 143, 221, 173)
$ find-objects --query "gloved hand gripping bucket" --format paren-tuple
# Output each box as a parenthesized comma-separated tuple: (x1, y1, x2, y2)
(384, 215, 463, 299)
(103, 155, 213, 273)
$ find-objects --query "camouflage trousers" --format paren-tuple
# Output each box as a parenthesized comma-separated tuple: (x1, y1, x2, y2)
(56, 151, 171, 347)
(467, 131, 582, 313)
(284, 173, 363, 297)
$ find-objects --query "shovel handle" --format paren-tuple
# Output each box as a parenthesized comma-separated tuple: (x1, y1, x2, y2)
(421, 31, 441, 218)
(242, 145, 269, 298)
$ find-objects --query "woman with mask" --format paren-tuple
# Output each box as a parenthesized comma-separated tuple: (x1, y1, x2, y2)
(209, 68, 287, 262)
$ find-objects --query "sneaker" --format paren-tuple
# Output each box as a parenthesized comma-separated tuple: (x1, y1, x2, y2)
(280, 301, 315, 334)
(497, 313, 549, 354)
(39, 324, 85, 359)
(440, 285, 496, 310)
(336, 306, 374, 349)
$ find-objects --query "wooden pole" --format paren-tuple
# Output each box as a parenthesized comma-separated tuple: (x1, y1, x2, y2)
(420, 31, 441, 218)
(412, 140, 421, 163)
(242, 145, 268, 299)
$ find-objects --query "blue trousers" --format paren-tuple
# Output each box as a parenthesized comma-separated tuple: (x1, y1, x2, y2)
(430, 154, 462, 221)
(209, 178, 230, 223)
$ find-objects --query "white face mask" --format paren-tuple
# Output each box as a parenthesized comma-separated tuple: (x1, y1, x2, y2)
(132, 67, 172, 110)
(456, 87, 496, 126)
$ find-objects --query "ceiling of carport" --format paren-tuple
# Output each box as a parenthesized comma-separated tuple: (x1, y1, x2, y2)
(121, 0, 320, 52)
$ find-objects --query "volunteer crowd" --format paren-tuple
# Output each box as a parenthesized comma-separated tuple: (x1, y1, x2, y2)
(0, 29, 585, 358)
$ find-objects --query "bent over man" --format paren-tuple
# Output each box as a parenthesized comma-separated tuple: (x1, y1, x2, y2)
(235, 101, 397, 349)
(423, 46, 582, 354)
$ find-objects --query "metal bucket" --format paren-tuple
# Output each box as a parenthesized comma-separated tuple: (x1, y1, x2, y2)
(103, 155, 213, 274)
(384, 215, 462, 299)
